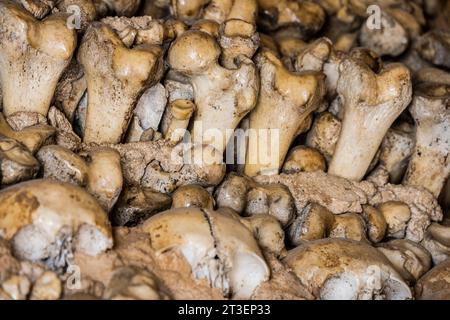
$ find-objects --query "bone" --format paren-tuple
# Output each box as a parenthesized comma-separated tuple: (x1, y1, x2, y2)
(168, 30, 259, 155)
(284, 238, 412, 300)
(140, 207, 270, 299)
(0, 2, 76, 117)
(0, 179, 113, 269)
(78, 20, 164, 144)
(328, 58, 412, 181)
(244, 49, 326, 176)
(403, 82, 450, 198)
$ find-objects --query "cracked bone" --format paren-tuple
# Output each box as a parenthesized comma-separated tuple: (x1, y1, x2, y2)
(0, 136, 39, 186)
(37, 145, 88, 186)
(140, 207, 270, 299)
(284, 238, 412, 300)
(0, 1, 77, 117)
(53, 60, 87, 123)
(100, 16, 167, 49)
(328, 58, 412, 181)
(403, 82, 450, 198)
(255, 171, 371, 214)
(362, 205, 387, 244)
(0, 137, 40, 186)
(78, 20, 164, 144)
(164, 78, 194, 103)
(244, 49, 326, 176)
(0, 179, 113, 269)
(168, 30, 259, 155)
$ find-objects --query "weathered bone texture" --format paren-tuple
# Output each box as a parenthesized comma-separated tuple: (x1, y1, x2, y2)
(0, 137, 40, 186)
(0, 114, 55, 154)
(256, 170, 443, 242)
(0, 1, 76, 117)
(70, 226, 312, 300)
(47, 106, 82, 152)
(421, 223, 450, 265)
(140, 207, 270, 299)
(403, 83, 450, 198)
(328, 58, 412, 181)
(379, 124, 415, 184)
(377, 239, 431, 283)
(0, 179, 113, 270)
(84, 140, 226, 194)
(202, 0, 260, 69)
(168, 30, 259, 154)
(104, 266, 169, 300)
(113, 186, 171, 227)
(215, 173, 296, 227)
(416, 260, 450, 300)
(37, 145, 123, 212)
(244, 49, 326, 176)
(416, 29, 450, 69)
(79, 19, 164, 144)
(284, 239, 412, 300)
(257, 0, 326, 37)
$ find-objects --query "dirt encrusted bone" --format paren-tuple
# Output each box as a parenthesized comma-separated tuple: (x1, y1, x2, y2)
(255, 171, 442, 242)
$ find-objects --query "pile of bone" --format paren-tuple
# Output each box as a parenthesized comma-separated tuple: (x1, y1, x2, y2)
(0, 0, 449, 300)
